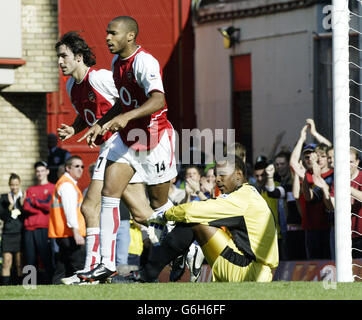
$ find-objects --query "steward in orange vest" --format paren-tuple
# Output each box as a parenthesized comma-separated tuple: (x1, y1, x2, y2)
(48, 173, 86, 238)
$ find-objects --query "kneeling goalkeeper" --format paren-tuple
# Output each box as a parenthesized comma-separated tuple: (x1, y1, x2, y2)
(112, 155, 279, 282)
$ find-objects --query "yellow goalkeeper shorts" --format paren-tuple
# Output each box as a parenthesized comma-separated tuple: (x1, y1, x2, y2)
(201, 228, 273, 282)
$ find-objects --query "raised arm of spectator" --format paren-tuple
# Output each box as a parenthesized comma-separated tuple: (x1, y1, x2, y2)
(292, 170, 301, 200)
(265, 164, 285, 199)
(290, 124, 308, 178)
(306, 118, 332, 147)
(312, 160, 334, 211)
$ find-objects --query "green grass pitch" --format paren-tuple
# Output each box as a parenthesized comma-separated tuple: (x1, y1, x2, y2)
(0, 282, 361, 300)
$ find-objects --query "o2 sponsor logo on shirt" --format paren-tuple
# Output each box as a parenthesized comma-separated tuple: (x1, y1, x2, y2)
(120, 86, 140, 109)
(83, 108, 97, 126)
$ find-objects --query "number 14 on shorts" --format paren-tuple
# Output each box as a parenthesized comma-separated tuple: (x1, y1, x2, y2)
(155, 161, 166, 173)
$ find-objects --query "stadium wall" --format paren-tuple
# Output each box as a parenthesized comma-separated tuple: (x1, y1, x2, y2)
(0, 0, 58, 194)
(192, 0, 327, 163)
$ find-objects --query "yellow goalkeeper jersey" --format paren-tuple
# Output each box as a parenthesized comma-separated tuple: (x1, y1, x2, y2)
(165, 183, 279, 269)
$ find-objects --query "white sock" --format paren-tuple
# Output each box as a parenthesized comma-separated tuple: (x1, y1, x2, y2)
(100, 196, 120, 271)
(148, 199, 175, 244)
(153, 198, 174, 213)
(83, 227, 100, 272)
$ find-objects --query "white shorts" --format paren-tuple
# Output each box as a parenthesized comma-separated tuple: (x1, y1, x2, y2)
(107, 129, 177, 185)
(92, 133, 142, 183)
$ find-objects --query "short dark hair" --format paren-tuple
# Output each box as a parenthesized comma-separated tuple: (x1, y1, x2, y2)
(65, 155, 82, 168)
(111, 16, 139, 39)
(185, 165, 202, 176)
(274, 151, 291, 162)
(34, 161, 48, 170)
(55, 31, 96, 67)
(254, 161, 267, 171)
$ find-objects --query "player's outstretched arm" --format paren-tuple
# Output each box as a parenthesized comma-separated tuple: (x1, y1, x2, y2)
(118, 91, 164, 122)
(290, 124, 308, 178)
(103, 91, 165, 133)
(77, 100, 122, 146)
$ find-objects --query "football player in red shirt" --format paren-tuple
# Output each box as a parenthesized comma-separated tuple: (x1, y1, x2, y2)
(78, 17, 177, 282)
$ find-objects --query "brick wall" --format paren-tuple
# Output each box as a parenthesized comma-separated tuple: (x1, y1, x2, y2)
(0, 0, 58, 194)
(0, 93, 48, 193)
(3, 0, 59, 93)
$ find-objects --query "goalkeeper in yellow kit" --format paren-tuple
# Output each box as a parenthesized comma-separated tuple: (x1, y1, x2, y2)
(110, 156, 279, 282)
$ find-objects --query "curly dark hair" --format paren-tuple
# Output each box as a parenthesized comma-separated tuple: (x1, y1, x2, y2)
(55, 31, 96, 67)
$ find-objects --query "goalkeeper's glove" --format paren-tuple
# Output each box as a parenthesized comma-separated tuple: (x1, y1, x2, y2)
(147, 210, 167, 225)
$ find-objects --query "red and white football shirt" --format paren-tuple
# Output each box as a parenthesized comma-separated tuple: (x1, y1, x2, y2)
(66, 67, 119, 145)
(111, 46, 172, 151)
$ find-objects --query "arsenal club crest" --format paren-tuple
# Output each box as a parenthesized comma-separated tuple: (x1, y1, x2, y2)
(126, 71, 133, 81)
(88, 91, 96, 102)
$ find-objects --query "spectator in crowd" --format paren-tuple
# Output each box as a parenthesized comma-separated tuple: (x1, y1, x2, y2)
(265, 162, 306, 260)
(23, 161, 55, 284)
(47, 133, 71, 184)
(48, 155, 86, 284)
(168, 176, 186, 206)
(253, 160, 287, 260)
(319, 148, 362, 259)
(181, 165, 209, 203)
(302, 144, 334, 260)
(0, 173, 24, 285)
(350, 148, 362, 259)
(290, 119, 333, 260)
(327, 145, 334, 169)
(224, 142, 246, 163)
(201, 167, 220, 199)
(269, 151, 290, 251)
(224, 142, 253, 181)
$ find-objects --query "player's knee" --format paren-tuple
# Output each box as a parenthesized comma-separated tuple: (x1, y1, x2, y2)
(101, 185, 114, 198)
(81, 201, 93, 217)
(101, 184, 122, 199)
(81, 201, 99, 224)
